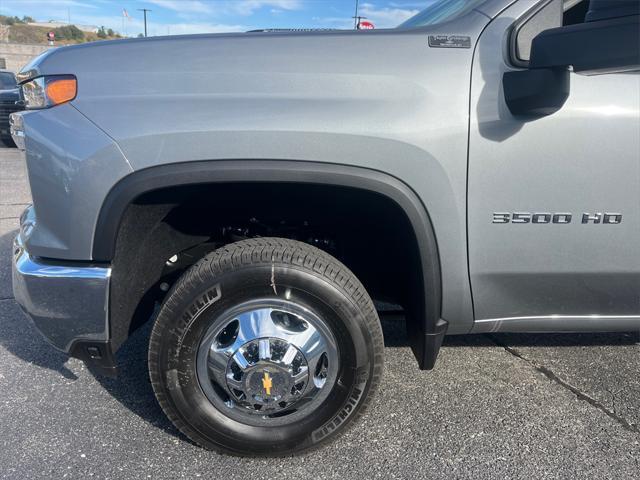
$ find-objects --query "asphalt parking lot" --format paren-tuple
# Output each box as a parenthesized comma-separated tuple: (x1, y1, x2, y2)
(1, 144, 639, 479)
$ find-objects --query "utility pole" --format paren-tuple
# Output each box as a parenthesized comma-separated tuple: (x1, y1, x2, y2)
(352, 16, 367, 29)
(353, 0, 359, 29)
(138, 8, 151, 37)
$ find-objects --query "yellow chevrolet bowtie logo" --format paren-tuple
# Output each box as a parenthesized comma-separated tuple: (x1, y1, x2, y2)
(262, 371, 273, 396)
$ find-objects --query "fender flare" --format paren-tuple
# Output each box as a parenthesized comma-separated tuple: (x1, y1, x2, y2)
(94, 160, 447, 369)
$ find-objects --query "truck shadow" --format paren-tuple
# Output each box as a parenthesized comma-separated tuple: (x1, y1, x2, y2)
(0, 228, 78, 380)
(98, 311, 638, 441)
(95, 321, 181, 437)
(0, 228, 179, 436)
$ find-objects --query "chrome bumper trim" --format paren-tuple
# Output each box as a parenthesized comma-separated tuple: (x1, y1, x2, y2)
(12, 218, 111, 353)
(9, 111, 25, 151)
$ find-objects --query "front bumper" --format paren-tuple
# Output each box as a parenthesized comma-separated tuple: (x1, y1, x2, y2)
(12, 206, 117, 375)
(0, 100, 22, 140)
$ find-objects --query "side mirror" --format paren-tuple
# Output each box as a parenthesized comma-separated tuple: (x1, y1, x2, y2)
(503, 68, 570, 118)
(504, 14, 640, 117)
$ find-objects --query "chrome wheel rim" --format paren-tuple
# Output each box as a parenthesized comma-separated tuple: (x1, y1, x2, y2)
(196, 298, 339, 425)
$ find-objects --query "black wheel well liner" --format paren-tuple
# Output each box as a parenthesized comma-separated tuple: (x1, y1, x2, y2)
(95, 160, 447, 369)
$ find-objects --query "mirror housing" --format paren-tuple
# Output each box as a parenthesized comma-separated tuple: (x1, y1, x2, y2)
(529, 15, 640, 74)
(503, 68, 570, 117)
(504, 14, 640, 117)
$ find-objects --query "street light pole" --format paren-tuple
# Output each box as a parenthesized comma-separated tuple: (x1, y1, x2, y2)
(138, 8, 151, 37)
(353, 0, 359, 29)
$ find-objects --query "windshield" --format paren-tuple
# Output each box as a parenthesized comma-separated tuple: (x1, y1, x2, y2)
(399, 0, 488, 28)
(0, 72, 17, 90)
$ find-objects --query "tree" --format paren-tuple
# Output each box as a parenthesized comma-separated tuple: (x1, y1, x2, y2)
(137, 33, 144, 38)
(107, 28, 114, 37)
(0, 16, 23, 25)
(97, 26, 107, 39)
(54, 25, 84, 41)
(22, 16, 35, 23)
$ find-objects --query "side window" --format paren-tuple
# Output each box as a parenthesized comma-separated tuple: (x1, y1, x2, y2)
(563, 0, 589, 25)
(512, 0, 563, 66)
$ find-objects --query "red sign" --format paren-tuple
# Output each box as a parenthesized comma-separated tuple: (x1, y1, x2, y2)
(47, 31, 55, 41)
(358, 21, 375, 30)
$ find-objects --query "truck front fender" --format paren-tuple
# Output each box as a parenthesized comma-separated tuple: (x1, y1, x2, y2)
(95, 159, 446, 369)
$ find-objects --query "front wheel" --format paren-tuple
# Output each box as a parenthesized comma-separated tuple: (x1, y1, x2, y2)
(148, 238, 384, 455)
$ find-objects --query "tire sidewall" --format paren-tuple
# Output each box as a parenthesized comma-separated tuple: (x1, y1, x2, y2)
(151, 262, 379, 454)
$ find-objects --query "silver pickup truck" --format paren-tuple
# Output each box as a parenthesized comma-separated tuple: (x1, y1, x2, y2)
(9, 0, 640, 455)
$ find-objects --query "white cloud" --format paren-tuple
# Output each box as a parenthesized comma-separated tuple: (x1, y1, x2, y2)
(73, 13, 247, 36)
(144, 0, 301, 17)
(1, 0, 98, 10)
(151, 22, 247, 35)
(229, 0, 302, 16)
(388, 1, 432, 8)
(316, 2, 423, 29)
(146, 0, 213, 14)
(310, 16, 353, 29)
(359, 2, 421, 28)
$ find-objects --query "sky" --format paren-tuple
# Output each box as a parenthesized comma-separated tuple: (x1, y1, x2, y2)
(0, 0, 434, 37)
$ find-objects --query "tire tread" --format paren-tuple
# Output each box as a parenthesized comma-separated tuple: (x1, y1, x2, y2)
(148, 237, 384, 455)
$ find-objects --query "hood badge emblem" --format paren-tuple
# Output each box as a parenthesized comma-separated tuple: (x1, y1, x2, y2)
(262, 371, 273, 396)
(428, 35, 471, 49)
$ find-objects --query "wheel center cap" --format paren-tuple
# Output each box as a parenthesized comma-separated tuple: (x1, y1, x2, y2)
(224, 337, 310, 412)
(243, 363, 293, 404)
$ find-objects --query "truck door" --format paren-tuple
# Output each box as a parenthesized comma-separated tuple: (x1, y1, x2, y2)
(467, 0, 640, 331)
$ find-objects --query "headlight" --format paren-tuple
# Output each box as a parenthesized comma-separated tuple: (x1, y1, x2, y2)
(21, 75, 77, 109)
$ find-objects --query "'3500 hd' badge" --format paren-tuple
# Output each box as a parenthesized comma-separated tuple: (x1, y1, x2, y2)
(428, 35, 471, 48)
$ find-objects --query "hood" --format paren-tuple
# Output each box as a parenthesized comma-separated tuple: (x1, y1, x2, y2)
(18, 28, 406, 82)
(18, 12, 488, 130)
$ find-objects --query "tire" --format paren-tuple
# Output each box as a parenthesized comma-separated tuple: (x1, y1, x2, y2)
(148, 237, 384, 456)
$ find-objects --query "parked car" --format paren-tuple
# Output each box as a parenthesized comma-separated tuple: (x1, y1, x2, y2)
(0, 70, 21, 146)
(9, 0, 640, 456)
